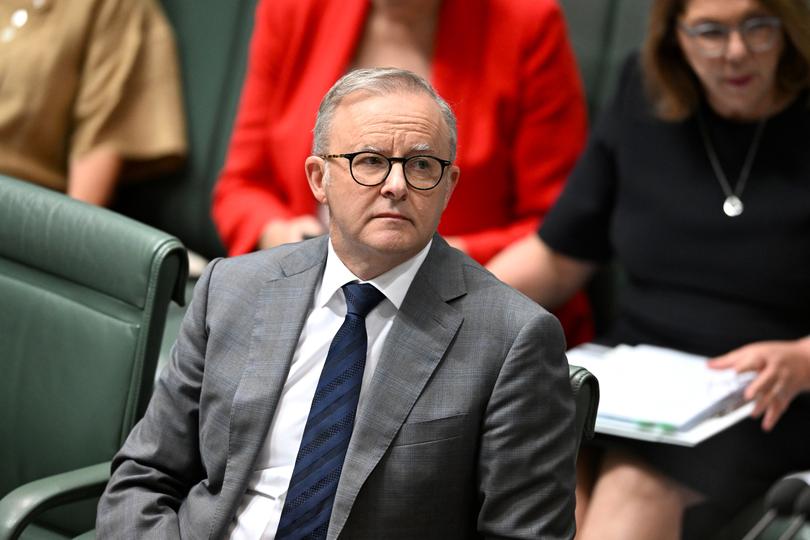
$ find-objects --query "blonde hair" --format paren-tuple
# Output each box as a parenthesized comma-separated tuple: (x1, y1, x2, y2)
(641, 0, 810, 120)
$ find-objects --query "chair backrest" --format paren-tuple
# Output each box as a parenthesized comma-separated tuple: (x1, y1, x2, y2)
(569, 364, 599, 456)
(594, 0, 654, 114)
(558, 0, 617, 116)
(560, 0, 653, 119)
(558, 0, 650, 334)
(0, 175, 187, 534)
(114, 0, 258, 260)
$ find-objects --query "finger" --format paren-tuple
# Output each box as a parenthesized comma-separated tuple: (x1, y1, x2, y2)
(707, 355, 736, 369)
(767, 380, 786, 402)
(709, 351, 762, 373)
(299, 221, 326, 237)
(289, 222, 319, 241)
(744, 364, 778, 401)
(750, 396, 768, 419)
(299, 215, 325, 227)
(762, 399, 787, 432)
(734, 354, 767, 374)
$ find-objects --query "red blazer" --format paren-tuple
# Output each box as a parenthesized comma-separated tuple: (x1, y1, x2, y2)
(213, 0, 592, 344)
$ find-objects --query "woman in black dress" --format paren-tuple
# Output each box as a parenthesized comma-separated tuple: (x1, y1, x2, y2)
(489, 0, 810, 538)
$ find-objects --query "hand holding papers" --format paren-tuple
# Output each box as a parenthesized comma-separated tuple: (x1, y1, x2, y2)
(567, 343, 755, 446)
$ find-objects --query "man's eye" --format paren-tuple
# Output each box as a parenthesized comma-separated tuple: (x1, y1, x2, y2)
(410, 158, 431, 170)
(357, 155, 386, 166)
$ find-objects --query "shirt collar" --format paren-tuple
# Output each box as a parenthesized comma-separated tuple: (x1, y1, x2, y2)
(316, 239, 432, 310)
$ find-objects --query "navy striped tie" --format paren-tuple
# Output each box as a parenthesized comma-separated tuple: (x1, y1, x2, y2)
(275, 282, 385, 540)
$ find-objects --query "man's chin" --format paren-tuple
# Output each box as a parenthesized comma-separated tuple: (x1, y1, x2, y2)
(364, 233, 426, 257)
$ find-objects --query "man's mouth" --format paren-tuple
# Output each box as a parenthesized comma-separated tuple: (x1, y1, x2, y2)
(374, 212, 409, 221)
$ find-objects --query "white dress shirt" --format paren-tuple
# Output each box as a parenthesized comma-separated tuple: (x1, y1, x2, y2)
(228, 239, 431, 539)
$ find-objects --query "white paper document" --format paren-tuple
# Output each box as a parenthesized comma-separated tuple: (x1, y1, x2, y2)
(567, 343, 755, 446)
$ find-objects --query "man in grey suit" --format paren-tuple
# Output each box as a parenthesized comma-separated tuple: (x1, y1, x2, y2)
(97, 68, 576, 539)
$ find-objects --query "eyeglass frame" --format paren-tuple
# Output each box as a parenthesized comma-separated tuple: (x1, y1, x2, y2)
(678, 16, 783, 58)
(320, 151, 452, 191)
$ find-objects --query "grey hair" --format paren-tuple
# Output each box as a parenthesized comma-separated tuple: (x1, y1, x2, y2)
(312, 67, 458, 161)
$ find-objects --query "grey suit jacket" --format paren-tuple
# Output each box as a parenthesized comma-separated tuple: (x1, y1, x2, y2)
(97, 235, 576, 539)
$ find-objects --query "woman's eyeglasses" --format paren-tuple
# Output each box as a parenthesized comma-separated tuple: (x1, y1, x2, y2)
(679, 16, 782, 58)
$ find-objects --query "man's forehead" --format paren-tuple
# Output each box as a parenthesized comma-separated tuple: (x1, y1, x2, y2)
(338, 87, 430, 107)
(330, 90, 448, 147)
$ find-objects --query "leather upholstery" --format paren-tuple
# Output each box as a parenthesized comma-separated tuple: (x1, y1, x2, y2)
(121, 0, 259, 384)
(568, 365, 599, 456)
(0, 175, 187, 540)
(559, 0, 653, 117)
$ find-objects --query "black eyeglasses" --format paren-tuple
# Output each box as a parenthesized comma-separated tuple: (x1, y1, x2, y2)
(320, 151, 451, 191)
(678, 16, 782, 58)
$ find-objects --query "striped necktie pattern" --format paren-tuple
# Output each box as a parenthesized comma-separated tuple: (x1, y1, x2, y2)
(275, 282, 385, 540)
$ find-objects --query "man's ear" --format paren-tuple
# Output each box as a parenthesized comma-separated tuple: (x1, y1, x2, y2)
(305, 156, 328, 204)
(442, 165, 460, 210)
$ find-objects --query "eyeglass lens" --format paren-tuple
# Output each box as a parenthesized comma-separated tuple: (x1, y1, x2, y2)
(351, 152, 443, 189)
(686, 17, 780, 57)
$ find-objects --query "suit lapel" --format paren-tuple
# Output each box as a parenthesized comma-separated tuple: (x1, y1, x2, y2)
(329, 238, 467, 538)
(211, 239, 328, 536)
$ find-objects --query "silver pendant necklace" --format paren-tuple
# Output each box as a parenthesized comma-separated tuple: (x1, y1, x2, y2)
(697, 113, 766, 217)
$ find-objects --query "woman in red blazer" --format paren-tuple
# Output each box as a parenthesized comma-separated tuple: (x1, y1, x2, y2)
(213, 0, 592, 344)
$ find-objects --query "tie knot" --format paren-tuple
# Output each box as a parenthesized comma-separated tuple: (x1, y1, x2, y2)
(342, 282, 385, 318)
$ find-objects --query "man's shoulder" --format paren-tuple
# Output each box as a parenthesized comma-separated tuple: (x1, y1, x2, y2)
(437, 246, 551, 323)
(429, 248, 563, 351)
(469, 262, 546, 313)
(205, 238, 325, 288)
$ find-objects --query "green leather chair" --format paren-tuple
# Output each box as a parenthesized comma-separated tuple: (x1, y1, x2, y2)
(592, 0, 654, 114)
(0, 175, 188, 540)
(558, 0, 618, 117)
(559, 0, 653, 118)
(711, 484, 810, 540)
(114, 0, 259, 384)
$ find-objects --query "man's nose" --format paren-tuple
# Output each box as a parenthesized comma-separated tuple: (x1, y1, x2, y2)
(381, 162, 408, 199)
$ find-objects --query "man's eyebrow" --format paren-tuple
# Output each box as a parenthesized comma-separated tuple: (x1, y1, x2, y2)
(355, 143, 436, 155)
(357, 145, 385, 153)
(409, 143, 433, 154)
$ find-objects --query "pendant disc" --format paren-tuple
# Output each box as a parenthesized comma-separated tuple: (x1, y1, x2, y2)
(723, 195, 743, 217)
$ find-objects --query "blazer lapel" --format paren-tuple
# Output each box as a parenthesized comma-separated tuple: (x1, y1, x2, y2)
(328, 238, 467, 538)
(211, 238, 328, 536)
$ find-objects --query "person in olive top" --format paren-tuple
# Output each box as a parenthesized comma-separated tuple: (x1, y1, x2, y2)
(0, 0, 186, 207)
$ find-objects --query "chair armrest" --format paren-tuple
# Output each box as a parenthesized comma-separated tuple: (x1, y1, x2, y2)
(569, 364, 600, 444)
(0, 462, 110, 540)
